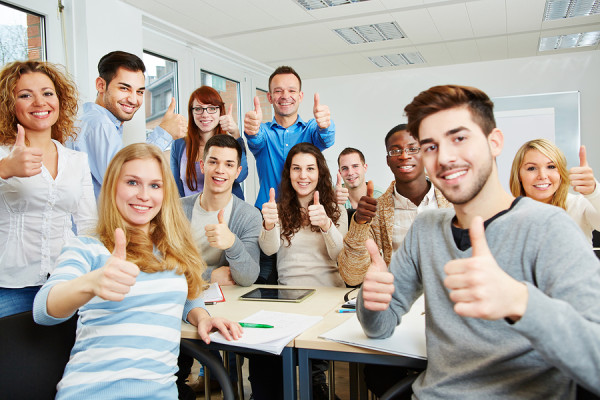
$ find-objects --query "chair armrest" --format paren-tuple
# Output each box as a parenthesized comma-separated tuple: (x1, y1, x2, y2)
(379, 374, 418, 400)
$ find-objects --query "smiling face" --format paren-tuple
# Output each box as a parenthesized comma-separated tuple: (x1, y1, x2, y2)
(339, 152, 367, 189)
(200, 145, 241, 195)
(518, 149, 561, 204)
(97, 67, 145, 122)
(192, 99, 221, 134)
(386, 130, 426, 184)
(267, 73, 303, 119)
(14, 72, 59, 135)
(418, 106, 499, 206)
(115, 158, 164, 234)
(290, 152, 318, 202)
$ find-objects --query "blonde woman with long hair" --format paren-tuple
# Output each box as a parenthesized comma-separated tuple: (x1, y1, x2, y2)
(33, 143, 241, 399)
(510, 138, 600, 244)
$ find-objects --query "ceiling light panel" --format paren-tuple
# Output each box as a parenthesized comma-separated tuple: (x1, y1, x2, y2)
(295, 0, 370, 11)
(335, 22, 405, 44)
(539, 30, 600, 50)
(368, 52, 425, 67)
(543, 0, 600, 20)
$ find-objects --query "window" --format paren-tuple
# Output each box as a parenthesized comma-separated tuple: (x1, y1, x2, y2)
(256, 88, 273, 123)
(143, 51, 178, 132)
(201, 71, 240, 125)
(0, 1, 45, 68)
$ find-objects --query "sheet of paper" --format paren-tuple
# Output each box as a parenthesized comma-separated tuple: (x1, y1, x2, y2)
(320, 296, 427, 360)
(210, 310, 322, 355)
(199, 282, 225, 303)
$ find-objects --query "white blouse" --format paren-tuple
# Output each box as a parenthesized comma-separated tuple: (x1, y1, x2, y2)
(0, 140, 97, 288)
(566, 182, 600, 245)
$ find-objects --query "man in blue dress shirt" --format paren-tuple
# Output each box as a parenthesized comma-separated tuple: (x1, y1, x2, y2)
(68, 51, 186, 197)
(243, 65, 335, 208)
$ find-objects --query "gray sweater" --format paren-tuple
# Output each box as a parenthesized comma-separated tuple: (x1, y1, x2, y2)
(358, 197, 600, 399)
(181, 194, 261, 286)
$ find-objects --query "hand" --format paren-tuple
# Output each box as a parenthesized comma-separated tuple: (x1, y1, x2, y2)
(261, 187, 279, 230)
(159, 98, 187, 140)
(197, 315, 243, 345)
(92, 228, 140, 301)
(569, 145, 596, 195)
(0, 124, 43, 179)
(355, 181, 377, 224)
(244, 96, 262, 136)
(210, 266, 235, 286)
(335, 172, 349, 205)
(313, 93, 331, 129)
(443, 216, 528, 321)
(205, 209, 235, 250)
(362, 239, 394, 311)
(308, 191, 331, 231)
(219, 104, 240, 138)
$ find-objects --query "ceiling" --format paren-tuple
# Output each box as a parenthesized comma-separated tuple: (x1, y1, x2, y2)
(121, 0, 600, 79)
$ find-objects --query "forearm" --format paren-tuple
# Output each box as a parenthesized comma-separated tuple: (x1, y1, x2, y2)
(259, 225, 281, 256)
(225, 236, 260, 286)
(338, 218, 375, 285)
(187, 306, 210, 326)
(45, 273, 96, 318)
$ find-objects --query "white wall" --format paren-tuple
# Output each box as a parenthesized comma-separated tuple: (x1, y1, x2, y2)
(300, 51, 600, 188)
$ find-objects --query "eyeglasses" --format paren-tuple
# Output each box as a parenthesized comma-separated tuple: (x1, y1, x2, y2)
(192, 106, 220, 115)
(387, 147, 420, 157)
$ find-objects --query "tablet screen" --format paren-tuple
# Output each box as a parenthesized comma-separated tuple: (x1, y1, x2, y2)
(239, 288, 316, 303)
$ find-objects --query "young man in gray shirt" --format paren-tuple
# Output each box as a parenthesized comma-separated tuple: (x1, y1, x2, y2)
(358, 84, 600, 399)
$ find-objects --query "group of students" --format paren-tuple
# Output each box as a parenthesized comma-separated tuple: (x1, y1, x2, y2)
(0, 49, 598, 400)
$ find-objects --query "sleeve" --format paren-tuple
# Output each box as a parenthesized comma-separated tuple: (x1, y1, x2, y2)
(321, 204, 347, 261)
(147, 126, 172, 151)
(582, 181, 600, 231)
(225, 205, 261, 286)
(259, 224, 281, 256)
(309, 120, 335, 151)
(183, 298, 207, 323)
(244, 124, 267, 156)
(337, 215, 380, 286)
(170, 139, 185, 197)
(78, 121, 122, 190)
(72, 154, 98, 235)
(234, 137, 249, 184)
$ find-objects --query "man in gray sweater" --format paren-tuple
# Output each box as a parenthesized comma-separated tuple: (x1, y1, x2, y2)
(358, 84, 600, 399)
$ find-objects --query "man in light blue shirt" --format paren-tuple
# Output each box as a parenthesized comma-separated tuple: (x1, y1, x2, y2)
(243, 66, 335, 208)
(68, 51, 186, 197)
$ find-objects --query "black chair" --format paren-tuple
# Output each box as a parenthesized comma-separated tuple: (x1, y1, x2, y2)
(592, 230, 600, 259)
(0, 311, 77, 399)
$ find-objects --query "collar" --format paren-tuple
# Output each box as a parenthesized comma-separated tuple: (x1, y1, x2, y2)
(392, 180, 435, 208)
(85, 102, 122, 131)
(266, 115, 306, 130)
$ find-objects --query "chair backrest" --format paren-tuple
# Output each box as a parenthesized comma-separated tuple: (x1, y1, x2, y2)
(0, 311, 77, 399)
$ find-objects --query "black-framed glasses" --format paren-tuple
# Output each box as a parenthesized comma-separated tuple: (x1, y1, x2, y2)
(387, 147, 420, 157)
(192, 106, 220, 115)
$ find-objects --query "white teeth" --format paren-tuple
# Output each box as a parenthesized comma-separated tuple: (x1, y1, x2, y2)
(132, 205, 150, 210)
(32, 111, 49, 116)
(297, 182, 310, 186)
(444, 170, 467, 180)
(534, 183, 551, 188)
(213, 177, 225, 182)
(399, 166, 414, 170)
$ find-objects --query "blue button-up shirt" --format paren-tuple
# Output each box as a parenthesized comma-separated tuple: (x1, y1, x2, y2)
(67, 102, 172, 198)
(245, 116, 335, 208)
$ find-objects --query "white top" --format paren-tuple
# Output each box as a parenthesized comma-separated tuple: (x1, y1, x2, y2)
(392, 183, 439, 252)
(0, 140, 97, 288)
(259, 204, 348, 287)
(566, 181, 600, 245)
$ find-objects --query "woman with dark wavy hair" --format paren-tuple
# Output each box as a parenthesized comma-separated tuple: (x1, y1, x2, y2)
(170, 86, 248, 199)
(259, 142, 347, 287)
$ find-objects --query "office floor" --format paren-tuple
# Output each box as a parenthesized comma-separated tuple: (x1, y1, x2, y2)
(191, 358, 353, 399)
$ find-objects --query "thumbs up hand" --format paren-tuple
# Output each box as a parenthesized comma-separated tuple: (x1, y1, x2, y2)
(335, 172, 349, 205)
(244, 96, 263, 136)
(313, 93, 331, 129)
(261, 188, 279, 230)
(159, 98, 187, 140)
(94, 228, 140, 302)
(362, 239, 394, 311)
(443, 217, 528, 321)
(0, 124, 43, 179)
(219, 104, 240, 138)
(205, 209, 236, 250)
(308, 190, 331, 231)
(355, 181, 378, 224)
(569, 145, 596, 195)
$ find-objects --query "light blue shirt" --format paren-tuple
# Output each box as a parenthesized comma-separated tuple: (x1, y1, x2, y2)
(67, 102, 172, 198)
(245, 116, 335, 208)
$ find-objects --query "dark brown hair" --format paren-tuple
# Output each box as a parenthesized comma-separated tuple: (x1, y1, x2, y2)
(98, 51, 145, 86)
(337, 147, 365, 166)
(268, 66, 302, 92)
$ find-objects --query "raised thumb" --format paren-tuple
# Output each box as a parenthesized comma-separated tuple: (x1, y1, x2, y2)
(217, 209, 225, 224)
(336, 172, 342, 187)
(269, 187, 276, 203)
(580, 145, 588, 167)
(365, 239, 386, 272)
(15, 124, 26, 147)
(227, 103, 233, 116)
(166, 97, 176, 114)
(253, 96, 261, 114)
(366, 180, 374, 197)
(113, 228, 127, 260)
(313, 190, 320, 205)
(313, 92, 320, 109)
(469, 216, 490, 257)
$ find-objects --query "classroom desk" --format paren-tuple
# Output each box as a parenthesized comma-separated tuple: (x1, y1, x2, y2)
(295, 306, 427, 400)
(181, 284, 350, 400)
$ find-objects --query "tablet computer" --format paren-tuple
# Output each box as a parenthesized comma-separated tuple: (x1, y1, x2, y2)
(239, 288, 316, 303)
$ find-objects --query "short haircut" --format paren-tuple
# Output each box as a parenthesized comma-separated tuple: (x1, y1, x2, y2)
(268, 66, 302, 92)
(384, 123, 409, 148)
(203, 134, 242, 166)
(337, 147, 366, 166)
(98, 51, 146, 86)
(404, 85, 496, 139)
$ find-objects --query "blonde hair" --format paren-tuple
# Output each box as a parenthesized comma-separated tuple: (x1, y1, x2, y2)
(97, 143, 206, 298)
(0, 60, 79, 145)
(509, 138, 569, 210)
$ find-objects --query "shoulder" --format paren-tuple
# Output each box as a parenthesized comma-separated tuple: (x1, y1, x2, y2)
(232, 196, 261, 220)
(172, 138, 185, 152)
(181, 193, 200, 209)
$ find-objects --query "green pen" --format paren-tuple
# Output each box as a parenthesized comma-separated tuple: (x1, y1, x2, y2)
(239, 322, 274, 328)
